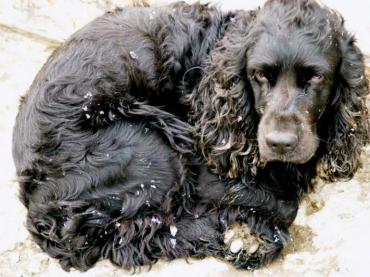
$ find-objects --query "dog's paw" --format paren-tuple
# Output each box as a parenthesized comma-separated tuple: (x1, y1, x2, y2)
(224, 222, 261, 254)
(223, 222, 264, 269)
(223, 222, 287, 270)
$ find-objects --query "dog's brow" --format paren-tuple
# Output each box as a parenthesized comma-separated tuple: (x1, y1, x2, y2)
(298, 59, 330, 74)
(248, 59, 280, 71)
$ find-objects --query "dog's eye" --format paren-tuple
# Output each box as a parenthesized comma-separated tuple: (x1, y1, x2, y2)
(298, 71, 324, 88)
(310, 74, 323, 82)
(253, 68, 278, 85)
(255, 71, 268, 83)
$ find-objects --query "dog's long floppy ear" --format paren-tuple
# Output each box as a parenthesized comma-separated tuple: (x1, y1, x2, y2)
(187, 11, 260, 178)
(318, 25, 370, 182)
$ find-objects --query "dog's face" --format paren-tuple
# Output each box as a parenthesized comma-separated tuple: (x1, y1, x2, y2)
(194, 0, 368, 179)
(248, 17, 340, 164)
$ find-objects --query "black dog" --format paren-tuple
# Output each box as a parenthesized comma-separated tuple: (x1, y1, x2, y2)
(13, 0, 369, 272)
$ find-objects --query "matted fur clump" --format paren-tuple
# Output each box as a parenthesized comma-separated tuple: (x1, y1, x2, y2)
(12, 0, 369, 272)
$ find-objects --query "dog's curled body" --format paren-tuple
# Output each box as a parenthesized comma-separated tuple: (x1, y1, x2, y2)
(13, 0, 369, 272)
(13, 3, 246, 271)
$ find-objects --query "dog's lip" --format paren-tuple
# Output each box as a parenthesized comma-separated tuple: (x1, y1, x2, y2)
(259, 150, 314, 164)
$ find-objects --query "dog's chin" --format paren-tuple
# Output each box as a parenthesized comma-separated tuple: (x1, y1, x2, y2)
(259, 148, 316, 165)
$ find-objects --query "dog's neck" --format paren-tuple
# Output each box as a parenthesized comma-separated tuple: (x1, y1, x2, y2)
(251, 159, 319, 198)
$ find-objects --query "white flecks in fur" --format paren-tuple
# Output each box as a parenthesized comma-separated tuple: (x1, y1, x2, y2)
(140, 184, 145, 188)
(84, 91, 92, 98)
(170, 225, 178, 237)
(129, 51, 139, 60)
(144, 127, 149, 134)
(170, 238, 177, 247)
(150, 184, 157, 189)
(145, 200, 150, 207)
(147, 161, 152, 168)
(136, 190, 140, 196)
(151, 216, 162, 224)
(118, 237, 123, 245)
(85, 114, 91, 119)
(115, 222, 121, 228)
(221, 139, 226, 144)
(237, 115, 243, 122)
(274, 226, 281, 235)
(273, 226, 281, 242)
(273, 234, 280, 242)
(194, 214, 199, 219)
(99, 110, 105, 115)
(106, 153, 110, 158)
(82, 105, 88, 111)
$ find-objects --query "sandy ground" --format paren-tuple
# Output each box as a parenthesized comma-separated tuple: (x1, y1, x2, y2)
(0, 1, 369, 276)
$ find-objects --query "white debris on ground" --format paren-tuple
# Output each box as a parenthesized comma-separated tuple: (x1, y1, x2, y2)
(0, 1, 369, 277)
(129, 50, 139, 60)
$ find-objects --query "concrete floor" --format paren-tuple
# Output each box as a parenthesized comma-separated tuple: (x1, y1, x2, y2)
(0, 1, 369, 276)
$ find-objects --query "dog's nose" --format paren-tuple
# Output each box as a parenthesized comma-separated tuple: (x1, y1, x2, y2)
(265, 132, 298, 154)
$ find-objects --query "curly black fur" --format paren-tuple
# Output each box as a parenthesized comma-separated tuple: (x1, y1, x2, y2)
(12, 0, 369, 272)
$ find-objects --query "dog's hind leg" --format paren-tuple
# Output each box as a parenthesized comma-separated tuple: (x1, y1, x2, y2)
(22, 121, 186, 271)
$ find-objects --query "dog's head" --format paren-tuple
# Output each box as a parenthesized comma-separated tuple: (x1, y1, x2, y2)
(190, 0, 369, 180)
(249, 0, 340, 164)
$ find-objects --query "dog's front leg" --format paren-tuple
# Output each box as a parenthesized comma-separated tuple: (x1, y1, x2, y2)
(221, 210, 291, 270)
(219, 182, 299, 270)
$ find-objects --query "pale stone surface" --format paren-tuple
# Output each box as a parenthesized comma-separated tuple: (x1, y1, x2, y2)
(0, 1, 369, 276)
